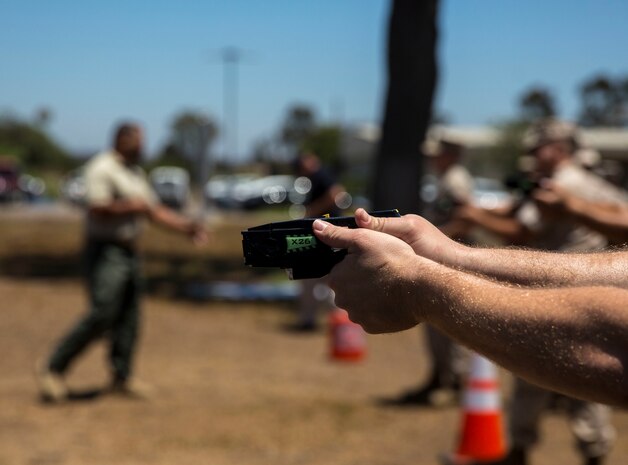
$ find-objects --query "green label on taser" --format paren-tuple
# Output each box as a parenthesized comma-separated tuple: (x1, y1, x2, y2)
(286, 235, 316, 252)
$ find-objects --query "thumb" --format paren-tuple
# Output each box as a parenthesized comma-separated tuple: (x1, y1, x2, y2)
(313, 219, 359, 251)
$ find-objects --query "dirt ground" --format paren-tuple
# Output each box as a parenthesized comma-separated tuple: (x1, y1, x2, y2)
(1, 278, 627, 465)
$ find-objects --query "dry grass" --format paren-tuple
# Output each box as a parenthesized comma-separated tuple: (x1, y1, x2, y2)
(1, 208, 627, 464)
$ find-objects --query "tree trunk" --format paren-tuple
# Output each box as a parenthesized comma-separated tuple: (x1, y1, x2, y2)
(370, 0, 439, 214)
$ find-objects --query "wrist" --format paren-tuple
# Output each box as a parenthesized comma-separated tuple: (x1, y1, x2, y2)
(401, 258, 459, 325)
(564, 196, 585, 218)
(445, 239, 472, 270)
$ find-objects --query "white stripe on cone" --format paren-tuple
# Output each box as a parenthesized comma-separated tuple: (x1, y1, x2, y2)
(464, 354, 500, 413)
(468, 354, 497, 381)
(464, 390, 501, 413)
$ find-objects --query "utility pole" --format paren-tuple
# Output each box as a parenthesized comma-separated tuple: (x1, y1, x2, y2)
(220, 47, 244, 163)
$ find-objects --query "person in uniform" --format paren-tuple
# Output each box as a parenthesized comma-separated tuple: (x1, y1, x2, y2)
(388, 136, 474, 406)
(37, 122, 206, 402)
(287, 151, 345, 332)
(456, 118, 626, 465)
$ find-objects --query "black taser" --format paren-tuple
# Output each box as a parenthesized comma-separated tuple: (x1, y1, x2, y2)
(241, 209, 401, 279)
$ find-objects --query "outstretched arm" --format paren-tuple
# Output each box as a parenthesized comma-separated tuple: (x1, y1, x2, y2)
(313, 219, 628, 407)
(148, 204, 207, 245)
(355, 209, 628, 289)
(454, 204, 531, 244)
(534, 185, 628, 244)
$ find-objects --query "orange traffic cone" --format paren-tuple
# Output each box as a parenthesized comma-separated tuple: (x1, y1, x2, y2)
(442, 352, 507, 464)
(328, 308, 366, 362)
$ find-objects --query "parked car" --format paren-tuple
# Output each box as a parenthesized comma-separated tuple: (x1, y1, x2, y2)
(205, 174, 299, 210)
(60, 168, 87, 206)
(0, 160, 21, 202)
(0, 159, 46, 203)
(235, 175, 296, 209)
(18, 174, 46, 201)
(205, 174, 259, 209)
(150, 166, 190, 210)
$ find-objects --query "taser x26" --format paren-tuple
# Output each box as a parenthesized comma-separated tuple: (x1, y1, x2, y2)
(241, 209, 401, 280)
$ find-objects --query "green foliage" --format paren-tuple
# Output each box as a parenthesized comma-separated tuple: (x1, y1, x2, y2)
(169, 111, 218, 161)
(276, 104, 342, 168)
(146, 143, 193, 172)
(152, 110, 218, 183)
(301, 125, 341, 167)
(519, 86, 557, 121)
(0, 116, 74, 170)
(578, 74, 628, 127)
(280, 105, 316, 149)
(481, 119, 529, 177)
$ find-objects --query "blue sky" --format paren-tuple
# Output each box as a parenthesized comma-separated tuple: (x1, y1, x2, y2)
(2, 1, 628, 161)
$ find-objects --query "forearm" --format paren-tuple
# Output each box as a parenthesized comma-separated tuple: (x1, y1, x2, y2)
(566, 199, 628, 243)
(467, 209, 528, 243)
(454, 246, 628, 289)
(149, 205, 195, 234)
(315, 215, 628, 405)
(89, 199, 147, 217)
(420, 265, 628, 406)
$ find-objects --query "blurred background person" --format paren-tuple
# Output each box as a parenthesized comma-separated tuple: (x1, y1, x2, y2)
(285, 151, 345, 332)
(533, 181, 628, 245)
(36, 122, 207, 402)
(385, 135, 474, 406)
(457, 118, 627, 465)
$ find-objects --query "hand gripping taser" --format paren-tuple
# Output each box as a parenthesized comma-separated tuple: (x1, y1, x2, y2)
(241, 209, 401, 280)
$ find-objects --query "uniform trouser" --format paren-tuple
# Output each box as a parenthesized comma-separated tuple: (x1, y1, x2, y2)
(425, 325, 467, 387)
(48, 241, 141, 381)
(510, 378, 615, 458)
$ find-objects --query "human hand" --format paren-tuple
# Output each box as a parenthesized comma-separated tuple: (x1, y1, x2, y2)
(188, 222, 209, 246)
(313, 219, 429, 334)
(532, 181, 568, 218)
(353, 208, 466, 268)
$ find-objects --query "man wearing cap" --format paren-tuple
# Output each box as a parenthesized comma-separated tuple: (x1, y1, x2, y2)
(37, 122, 207, 402)
(452, 118, 627, 465)
(534, 182, 628, 244)
(387, 136, 474, 406)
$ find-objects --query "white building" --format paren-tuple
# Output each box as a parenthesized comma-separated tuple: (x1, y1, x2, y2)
(342, 124, 628, 186)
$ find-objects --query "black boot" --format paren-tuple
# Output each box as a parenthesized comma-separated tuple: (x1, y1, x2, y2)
(380, 372, 460, 407)
(440, 447, 527, 465)
(584, 456, 605, 465)
(474, 447, 527, 465)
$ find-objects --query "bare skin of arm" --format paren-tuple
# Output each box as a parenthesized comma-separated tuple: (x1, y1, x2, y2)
(89, 199, 150, 217)
(357, 209, 628, 289)
(534, 186, 628, 244)
(148, 204, 208, 245)
(90, 200, 207, 244)
(455, 204, 531, 244)
(313, 217, 628, 407)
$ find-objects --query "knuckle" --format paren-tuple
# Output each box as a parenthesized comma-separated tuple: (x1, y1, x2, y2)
(371, 217, 386, 232)
(353, 229, 370, 243)
(406, 214, 421, 225)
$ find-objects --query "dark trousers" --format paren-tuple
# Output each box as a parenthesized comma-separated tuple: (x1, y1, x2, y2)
(48, 241, 141, 381)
